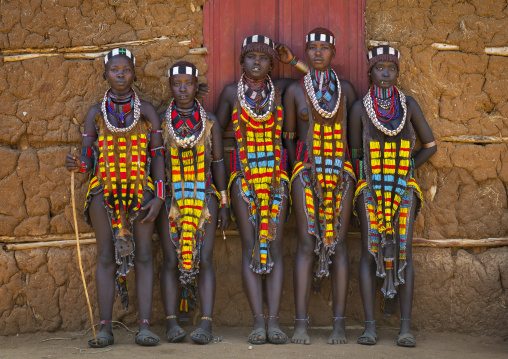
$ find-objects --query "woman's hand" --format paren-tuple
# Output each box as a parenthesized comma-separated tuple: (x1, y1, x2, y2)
(65, 153, 82, 173)
(196, 83, 210, 99)
(274, 43, 294, 64)
(217, 207, 231, 234)
(140, 197, 163, 223)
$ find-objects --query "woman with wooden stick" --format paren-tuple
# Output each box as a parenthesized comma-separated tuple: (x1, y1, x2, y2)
(349, 46, 436, 347)
(65, 48, 164, 347)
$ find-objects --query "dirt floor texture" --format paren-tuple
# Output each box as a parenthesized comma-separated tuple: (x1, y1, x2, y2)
(0, 326, 506, 359)
(0, 0, 507, 342)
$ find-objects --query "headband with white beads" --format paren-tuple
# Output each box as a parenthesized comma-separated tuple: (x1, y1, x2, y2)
(242, 35, 275, 49)
(305, 33, 335, 46)
(169, 66, 199, 78)
(104, 48, 135, 66)
(367, 46, 400, 60)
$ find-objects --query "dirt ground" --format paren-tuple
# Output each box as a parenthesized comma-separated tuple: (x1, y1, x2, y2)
(0, 325, 506, 359)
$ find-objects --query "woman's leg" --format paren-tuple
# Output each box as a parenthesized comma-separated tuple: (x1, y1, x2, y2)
(230, 180, 265, 342)
(132, 193, 157, 341)
(397, 193, 418, 345)
(290, 178, 316, 345)
(265, 184, 289, 342)
(328, 176, 354, 344)
(356, 193, 378, 344)
(195, 195, 218, 336)
(157, 204, 185, 341)
(89, 193, 116, 339)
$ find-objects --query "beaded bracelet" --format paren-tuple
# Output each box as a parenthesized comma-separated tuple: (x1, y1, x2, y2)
(219, 190, 229, 209)
(81, 147, 93, 158)
(150, 146, 165, 157)
(154, 180, 165, 200)
(422, 140, 436, 148)
(81, 133, 97, 138)
(289, 56, 309, 74)
(151, 129, 163, 134)
(351, 148, 363, 159)
(211, 158, 224, 163)
(282, 131, 296, 139)
(79, 162, 87, 173)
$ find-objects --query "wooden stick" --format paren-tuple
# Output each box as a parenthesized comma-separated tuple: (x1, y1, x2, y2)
(484, 47, 508, 57)
(63, 51, 109, 60)
(71, 172, 97, 345)
(189, 47, 208, 55)
(442, 135, 508, 144)
(368, 40, 400, 47)
(0, 233, 95, 244)
(3, 53, 59, 62)
(431, 43, 459, 51)
(412, 237, 508, 248)
(4, 238, 96, 251)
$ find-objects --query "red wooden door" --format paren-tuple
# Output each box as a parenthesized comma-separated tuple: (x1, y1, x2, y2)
(202, 0, 368, 112)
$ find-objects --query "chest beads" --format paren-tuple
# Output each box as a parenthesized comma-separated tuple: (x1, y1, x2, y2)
(363, 86, 407, 137)
(101, 89, 141, 133)
(303, 68, 341, 119)
(238, 73, 275, 122)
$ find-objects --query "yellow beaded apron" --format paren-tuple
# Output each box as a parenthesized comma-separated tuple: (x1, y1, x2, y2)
(290, 84, 355, 279)
(229, 87, 286, 274)
(84, 113, 152, 310)
(354, 95, 423, 298)
(162, 114, 214, 286)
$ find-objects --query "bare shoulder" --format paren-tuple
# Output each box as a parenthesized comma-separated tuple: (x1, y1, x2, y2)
(221, 83, 238, 102)
(87, 103, 102, 116)
(140, 99, 157, 113)
(350, 99, 365, 118)
(286, 79, 303, 96)
(206, 111, 218, 123)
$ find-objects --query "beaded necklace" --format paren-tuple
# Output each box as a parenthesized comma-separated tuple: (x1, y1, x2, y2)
(303, 68, 341, 119)
(107, 90, 134, 128)
(238, 73, 275, 122)
(101, 88, 141, 133)
(243, 75, 270, 115)
(363, 86, 407, 137)
(164, 99, 207, 148)
(371, 85, 400, 122)
(170, 102, 202, 139)
(311, 69, 336, 109)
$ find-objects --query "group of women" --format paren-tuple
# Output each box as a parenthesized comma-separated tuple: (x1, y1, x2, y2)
(65, 27, 436, 349)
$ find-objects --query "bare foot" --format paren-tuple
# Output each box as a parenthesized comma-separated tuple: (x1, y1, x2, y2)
(291, 319, 310, 344)
(328, 317, 347, 344)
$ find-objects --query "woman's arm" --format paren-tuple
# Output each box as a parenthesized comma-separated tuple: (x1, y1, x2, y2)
(142, 101, 165, 223)
(215, 84, 236, 130)
(407, 96, 437, 169)
(282, 82, 298, 172)
(65, 105, 100, 173)
(210, 116, 231, 232)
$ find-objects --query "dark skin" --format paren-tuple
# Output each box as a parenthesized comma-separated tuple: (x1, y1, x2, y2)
(348, 60, 437, 345)
(215, 48, 294, 342)
(156, 73, 230, 342)
(282, 40, 358, 345)
(65, 55, 164, 343)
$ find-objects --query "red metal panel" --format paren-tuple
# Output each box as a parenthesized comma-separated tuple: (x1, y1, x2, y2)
(203, 0, 368, 112)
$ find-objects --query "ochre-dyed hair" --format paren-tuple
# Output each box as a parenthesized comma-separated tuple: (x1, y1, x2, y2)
(306, 27, 336, 49)
(239, 42, 277, 68)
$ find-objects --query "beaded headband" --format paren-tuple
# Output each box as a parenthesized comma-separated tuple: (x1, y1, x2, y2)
(306, 33, 335, 46)
(169, 66, 198, 78)
(242, 35, 275, 49)
(367, 46, 400, 60)
(104, 48, 135, 66)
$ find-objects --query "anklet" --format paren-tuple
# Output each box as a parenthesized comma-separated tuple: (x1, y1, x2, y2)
(166, 315, 177, 320)
(100, 320, 111, 325)
(253, 314, 265, 318)
(333, 317, 346, 321)
(365, 320, 376, 324)
(267, 315, 279, 319)
(401, 318, 411, 321)
(139, 319, 150, 324)
(201, 316, 213, 322)
(295, 317, 310, 323)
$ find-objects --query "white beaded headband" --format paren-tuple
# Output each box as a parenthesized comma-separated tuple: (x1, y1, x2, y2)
(242, 35, 275, 49)
(367, 46, 400, 60)
(104, 48, 135, 65)
(306, 33, 335, 46)
(169, 66, 199, 78)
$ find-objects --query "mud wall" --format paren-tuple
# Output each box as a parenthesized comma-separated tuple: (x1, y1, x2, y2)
(0, 0, 507, 338)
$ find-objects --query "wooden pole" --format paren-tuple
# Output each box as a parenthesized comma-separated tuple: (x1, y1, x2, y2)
(412, 237, 508, 248)
(71, 172, 97, 345)
(442, 135, 508, 144)
(5, 238, 96, 251)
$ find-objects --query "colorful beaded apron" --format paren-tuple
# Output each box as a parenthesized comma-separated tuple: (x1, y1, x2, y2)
(290, 82, 355, 279)
(162, 111, 214, 286)
(354, 92, 423, 298)
(229, 86, 286, 274)
(84, 113, 152, 310)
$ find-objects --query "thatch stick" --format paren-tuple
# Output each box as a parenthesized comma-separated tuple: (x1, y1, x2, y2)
(70, 172, 97, 345)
